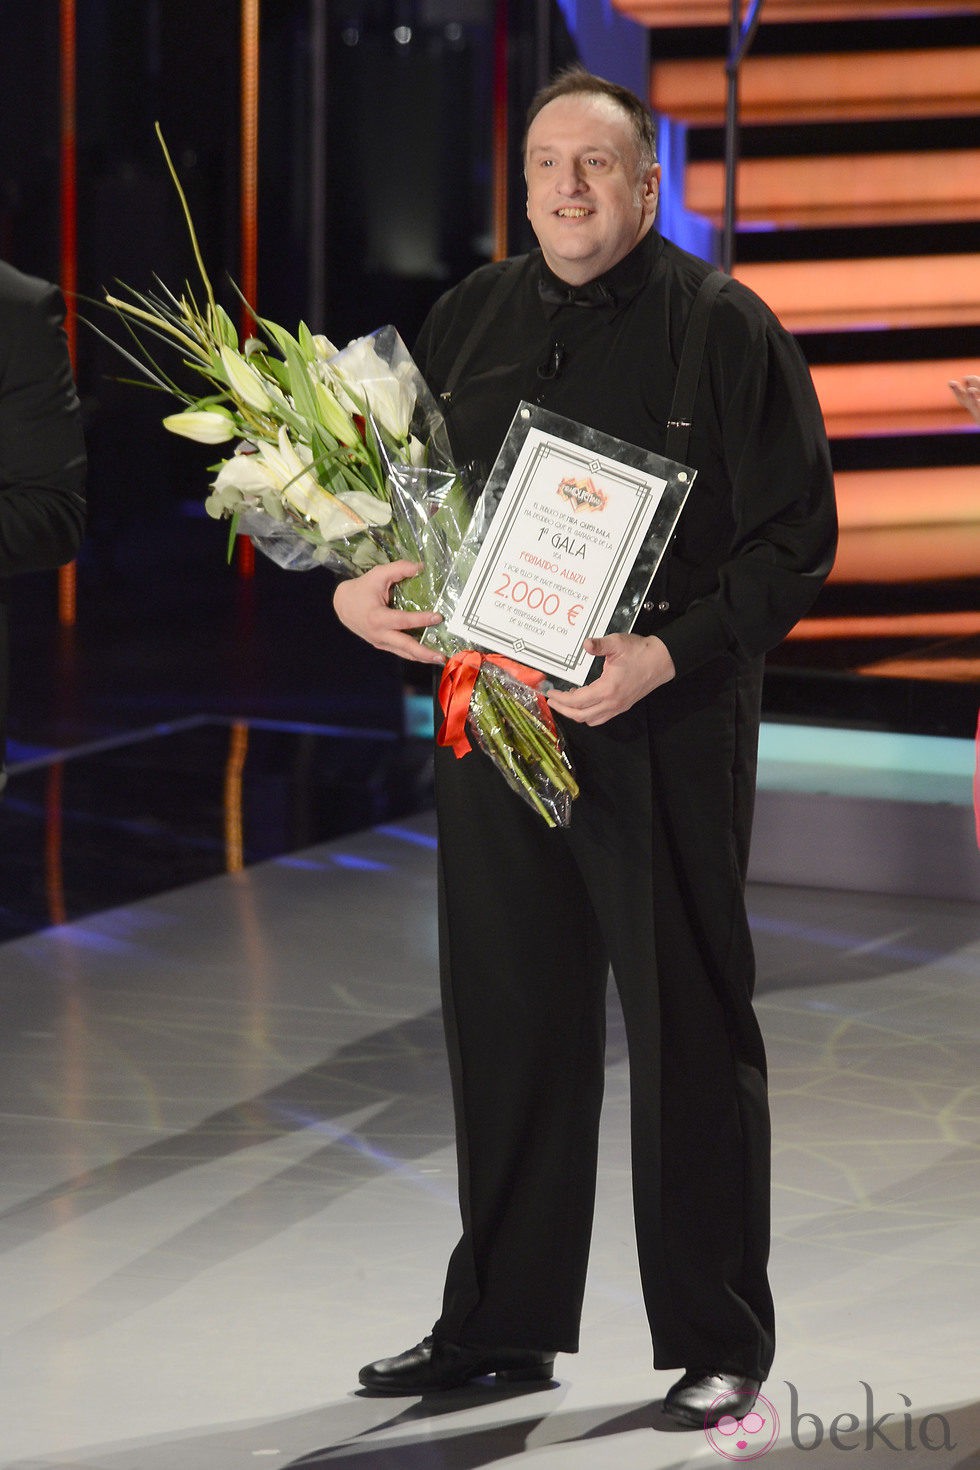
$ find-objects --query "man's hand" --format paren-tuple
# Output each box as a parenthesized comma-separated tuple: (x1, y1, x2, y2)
(547, 633, 675, 725)
(333, 561, 446, 665)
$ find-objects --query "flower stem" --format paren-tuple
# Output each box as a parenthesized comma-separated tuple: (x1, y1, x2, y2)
(154, 121, 219, 324)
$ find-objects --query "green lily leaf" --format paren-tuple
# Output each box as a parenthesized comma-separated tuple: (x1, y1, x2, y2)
(211, 302, 239, 349)
(279, 333, 321, 427)
(297, 320, 317, 361)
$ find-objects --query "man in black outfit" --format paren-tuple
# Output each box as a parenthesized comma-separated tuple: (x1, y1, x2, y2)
(0, 261, 87, 794)
(334, 69, 837, 1427)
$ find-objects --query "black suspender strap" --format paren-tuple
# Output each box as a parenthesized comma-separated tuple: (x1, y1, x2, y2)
(440, 258, 727, 460)
(664, 268, 728, 464)
(440, 259, 523, 402)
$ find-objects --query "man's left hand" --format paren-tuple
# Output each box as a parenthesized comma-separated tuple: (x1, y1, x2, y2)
(546, 634, 675, 725)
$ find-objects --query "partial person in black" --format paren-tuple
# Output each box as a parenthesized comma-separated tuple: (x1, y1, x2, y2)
(334, 68, 837, 1428)
(0, 261, 87, 794)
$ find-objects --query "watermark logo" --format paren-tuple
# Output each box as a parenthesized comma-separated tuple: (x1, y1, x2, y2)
(704, 1391, 780, 1461)
(702, 1383, 956, 1458)
(785, 1383, 955, 1453)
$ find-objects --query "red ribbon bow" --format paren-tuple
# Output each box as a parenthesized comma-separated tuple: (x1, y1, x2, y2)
(436, 649, 557, 758)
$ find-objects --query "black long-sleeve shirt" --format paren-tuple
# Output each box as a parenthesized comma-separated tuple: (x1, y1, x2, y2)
(0, 261, 87, 772)
(0, 265, 87, 577)
(414, 229, 837, 679)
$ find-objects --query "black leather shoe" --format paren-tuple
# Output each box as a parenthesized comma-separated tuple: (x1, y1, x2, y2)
(358, 1335, 556, 1395)
(664, 1370, 762, 1428)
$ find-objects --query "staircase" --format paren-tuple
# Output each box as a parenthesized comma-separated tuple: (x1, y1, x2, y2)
(611, 0, 980, 698)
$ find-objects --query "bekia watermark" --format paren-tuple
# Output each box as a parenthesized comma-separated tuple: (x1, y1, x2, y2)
(703, 1382, 956, 1460)
(703, 1389, 780, 1462)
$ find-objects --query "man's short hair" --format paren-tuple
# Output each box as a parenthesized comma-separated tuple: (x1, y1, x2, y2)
(523, 65, 658, 172)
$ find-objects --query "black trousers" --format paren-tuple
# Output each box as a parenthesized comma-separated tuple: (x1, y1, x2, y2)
(431, 653, 775, 1381)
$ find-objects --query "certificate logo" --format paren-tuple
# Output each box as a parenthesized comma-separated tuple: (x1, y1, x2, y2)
(556, 475, 607, 514)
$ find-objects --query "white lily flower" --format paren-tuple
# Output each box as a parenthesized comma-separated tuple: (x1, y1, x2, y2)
(274, 426, 331, 518)
(312, 333, 339, 361)
(267, 426, 358, 529)
(163, 407, 236, 444)
(258, 426, 391, 542)
(366, 362, 416, 441)
(212, 450, 276, 496)
(204, 447, 279, 518)
(204, 484, 242, 518)
(219, 344, 275, 413)
(304, 489, 391, 541)
(298, 489, 392, 542)
(253, 432, 297, 495)
(259, 490, 287, 521)
(335, 491, 392, 528)
(331, 335, 417, 441)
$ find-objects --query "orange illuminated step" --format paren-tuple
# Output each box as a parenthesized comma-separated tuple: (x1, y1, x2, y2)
(789, 611, 980, 639)
(733, 255, 980, 333)
(685, 150, 980, 227)
(835, 465, 980, 530)
(811, 358, 980, 436)
(853, 655, 980, 681)
(615, 0, 980, 24)
(828, 523, 980, 583)
(651, 49, 980, 126)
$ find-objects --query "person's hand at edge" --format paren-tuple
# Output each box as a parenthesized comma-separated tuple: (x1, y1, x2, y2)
(949, 375, 980, 427)
(333, 560, 446, 665)
(546, 634, 675, 725)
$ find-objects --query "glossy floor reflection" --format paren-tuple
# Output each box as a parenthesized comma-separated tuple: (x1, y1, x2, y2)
(0, 718, 433, 941)
(1, 812, 977, 1469)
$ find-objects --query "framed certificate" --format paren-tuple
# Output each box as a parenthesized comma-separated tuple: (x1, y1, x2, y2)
(426, 402, 695, 688)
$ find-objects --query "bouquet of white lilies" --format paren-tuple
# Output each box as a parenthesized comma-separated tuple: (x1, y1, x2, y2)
(94, 126, 579, 825)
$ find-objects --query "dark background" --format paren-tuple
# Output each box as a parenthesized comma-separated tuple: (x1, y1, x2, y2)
(1, 0, 977, 939)
(0, 0, 576, 578)
(1, 0, 977, 764)
(0, 0, 579, 749)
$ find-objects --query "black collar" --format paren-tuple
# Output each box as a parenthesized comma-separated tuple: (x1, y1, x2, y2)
(537, 230, 660, 316)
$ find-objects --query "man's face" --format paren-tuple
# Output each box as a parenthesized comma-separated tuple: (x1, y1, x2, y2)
(524, 94, 660, 286)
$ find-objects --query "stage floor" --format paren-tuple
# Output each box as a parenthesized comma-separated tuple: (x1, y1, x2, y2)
(1, 809, 978, 1469)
